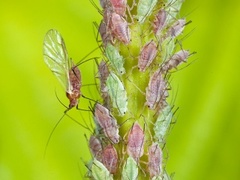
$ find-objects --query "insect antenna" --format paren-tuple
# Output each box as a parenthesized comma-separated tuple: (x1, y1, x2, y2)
(44, 113, 66, 158)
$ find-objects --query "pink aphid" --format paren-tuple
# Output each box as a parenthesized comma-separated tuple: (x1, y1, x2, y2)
(89, 135, 103, 161)
(162, 50, 190, 72)
(153, 9, 167, 36)
(138, 40, 158, 72)
(110, 0, 127, 16)
(102, 145, 118, 174)
(110, 12, 130, 44)
(127, 122, 145, 162)
(145, 70, 168, 109)
(94, 103, 120, 143)
(167, 18, 186, 37)
(148, 143, 162, 178)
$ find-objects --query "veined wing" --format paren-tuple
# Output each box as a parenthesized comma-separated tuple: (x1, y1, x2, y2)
(43, 29, 72, 90)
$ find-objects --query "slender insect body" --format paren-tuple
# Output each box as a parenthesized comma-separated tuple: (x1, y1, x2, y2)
(167, 18, 186, 38)
(94, 103, 120, 143)
(99, 21, 112, 46)
(98, 61, 111, 107)
(153, 9, 167, 36)
(99, 60, 110, 93)
(161, 50, 190, 72)
(66, 65, 81, 109)
(43, 29, 82, 110)
(109, 0, 127, 16)
(110, 12, 130, 44)
(148, 143, 162, 178)
(127, 122, 145, 162)
(145, 69, 168, 110)
(138, 40, 158, 72)
(89, 135, 103, 161)
(102, 145, 118, 174)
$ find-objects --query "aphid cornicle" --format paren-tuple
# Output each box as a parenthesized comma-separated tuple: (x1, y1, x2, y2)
(148, 143, 162, 178)
(94, 103, 120, 144)
(102, 145, 118, 174)
(127, 122, 145, 162)
(145, 69, 168, 110)
(109, 12, 130, 44)
(138, 40, 158, 72)
(43, 29, 81, 110)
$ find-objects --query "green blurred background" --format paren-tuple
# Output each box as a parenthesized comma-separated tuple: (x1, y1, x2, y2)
(0, 0, 240, 179)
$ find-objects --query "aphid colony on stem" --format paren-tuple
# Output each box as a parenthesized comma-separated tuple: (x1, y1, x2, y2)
(43, 0, 194, 179)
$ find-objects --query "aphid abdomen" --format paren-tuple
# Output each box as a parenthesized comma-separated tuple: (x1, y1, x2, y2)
(110, 12, 130, 44)
(146, 70, 167, 109)
(127, 122, 145, 162)
(138, 40, 158, 72)
(109, 0, 127, 16)
(102, 145, 118, 174)
(153, 9, 167, 36)
(148, 143, 162, 178)
(89, 135, 103, 161)
(66, 65, 81, 109)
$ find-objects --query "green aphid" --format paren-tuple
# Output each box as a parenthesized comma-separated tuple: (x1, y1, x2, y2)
(154, 105, 173, 144)
(122, 156, 138, 180)
(137, 0, 157, 23)
(106, 72, 128, 116)
(164, 0, 183, 24)
(91, 158, 113, 180)
(160, 36, 175, 62)
(105, 43, 125, 75)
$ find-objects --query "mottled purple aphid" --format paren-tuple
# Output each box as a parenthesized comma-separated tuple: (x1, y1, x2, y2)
(153, 9, 167, 36)
(102, 145, 118, 174)
(94, 103, 120, 143)
(167, 18, 186, 37)
(162, 50, 190, 72)
(99, 21, 112, 46)
(89, 135, 103, 161)
(110, 0, 127, 16)
(110, 12, 130, 44)
(98, 60, 110, 107)
(99, 60, 110, 92)
(127, 122, 145, 162)
(145, 69, 168, 109)
(148, 143, 162, 178)
(138, 40, 158, 72)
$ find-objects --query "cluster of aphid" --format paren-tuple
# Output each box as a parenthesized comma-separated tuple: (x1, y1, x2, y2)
(86, 0, 192, 179)
(43, 0, 193, 179)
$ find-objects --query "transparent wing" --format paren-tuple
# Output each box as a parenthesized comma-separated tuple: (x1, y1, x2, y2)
(43, 29, 71, 90)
